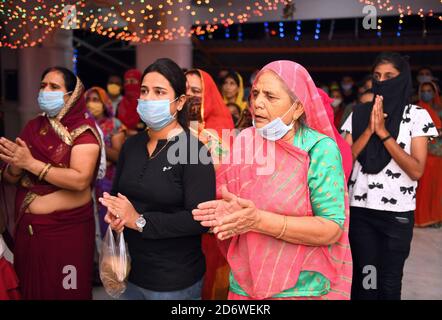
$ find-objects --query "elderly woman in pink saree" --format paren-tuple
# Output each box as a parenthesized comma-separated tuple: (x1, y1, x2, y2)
(193, 61, 352, 300)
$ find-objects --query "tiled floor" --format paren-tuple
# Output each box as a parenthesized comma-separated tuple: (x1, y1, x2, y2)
(402, 227, 442, 300)
(5, 228, 440, 300)
(93, 227, 442, 300)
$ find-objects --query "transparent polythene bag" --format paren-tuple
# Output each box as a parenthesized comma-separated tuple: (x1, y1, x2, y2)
(99, 226, 131, 299)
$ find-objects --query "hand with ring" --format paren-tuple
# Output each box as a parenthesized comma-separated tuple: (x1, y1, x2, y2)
(100, 192, 140, 233)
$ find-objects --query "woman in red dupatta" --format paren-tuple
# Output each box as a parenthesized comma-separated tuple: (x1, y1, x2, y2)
(186, 69, 235, 160)
(0, 67, 101, 300)
(193, 61, 352, 300)
(117, 69, 142, 135)
(185, 69, 234, 300)
(415, 81, 442, 227)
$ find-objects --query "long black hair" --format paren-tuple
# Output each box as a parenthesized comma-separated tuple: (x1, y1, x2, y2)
(142, 58, 188, 129)
(41, 66, 77, 92)
(371, 52, 412, 103)
(222, 70, 240, 87)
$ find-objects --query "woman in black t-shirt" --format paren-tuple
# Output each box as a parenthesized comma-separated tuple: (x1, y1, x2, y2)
(99, 58, 216, 300)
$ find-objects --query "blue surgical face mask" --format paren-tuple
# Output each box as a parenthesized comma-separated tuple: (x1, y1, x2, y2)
(253, 103, 296, 141)
(137, 97, 180, 131)
(38, 91, 70, 117)
(421, 91, 434, 103)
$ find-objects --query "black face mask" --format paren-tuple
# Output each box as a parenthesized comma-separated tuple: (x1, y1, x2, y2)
(352, 63, 412, 174)
(372, 74, 408, 115)
(186, 95, 202, 122)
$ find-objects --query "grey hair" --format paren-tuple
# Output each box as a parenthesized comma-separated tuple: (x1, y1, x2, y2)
(254, 69, 306, 125)
(255, 69, 298, 103)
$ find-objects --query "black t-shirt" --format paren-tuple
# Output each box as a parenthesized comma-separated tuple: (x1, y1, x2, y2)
(111, 129, 215, 291)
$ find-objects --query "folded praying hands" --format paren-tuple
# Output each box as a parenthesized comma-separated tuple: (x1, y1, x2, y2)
(192, 185, 261, 240)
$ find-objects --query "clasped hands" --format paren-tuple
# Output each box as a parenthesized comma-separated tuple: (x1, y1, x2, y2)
(368, 95, 390, 139)
(99, 185, 260, 240)
(99, 192, 140, 233)
(192, 185, 261, 240)
(0, 137, 34, 173)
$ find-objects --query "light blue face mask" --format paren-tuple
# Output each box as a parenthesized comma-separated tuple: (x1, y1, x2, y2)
(421, 91, 434, 103)
(38, 91, 70, 117)
(253, 103, 296, 141)
(137, 96, 180, 131)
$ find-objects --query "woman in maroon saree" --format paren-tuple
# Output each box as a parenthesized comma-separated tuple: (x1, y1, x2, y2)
(0, 67, 101, 300)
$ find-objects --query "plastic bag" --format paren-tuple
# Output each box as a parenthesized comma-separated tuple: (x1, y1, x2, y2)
(99, 226, 131, 298)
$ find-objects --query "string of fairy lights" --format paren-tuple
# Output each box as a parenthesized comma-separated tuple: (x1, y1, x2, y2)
(0, 0, 86, 48)
(0, 0, 292, 48)
(0, 0, 441, 49)
(359, 0, 442, 20)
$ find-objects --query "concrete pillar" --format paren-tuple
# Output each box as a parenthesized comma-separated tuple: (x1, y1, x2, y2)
(0, 29, 73, 138)
(136, 37, 193, 73)
(17, 29, 74, 127)
(135, 0, 193, 72)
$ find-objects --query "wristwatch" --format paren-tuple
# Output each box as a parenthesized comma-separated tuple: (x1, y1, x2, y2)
(135, 214, 146, 232)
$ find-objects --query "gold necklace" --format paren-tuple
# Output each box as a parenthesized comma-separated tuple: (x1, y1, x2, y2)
(147, 139, 172, 160)
(146, 123, 181, 160)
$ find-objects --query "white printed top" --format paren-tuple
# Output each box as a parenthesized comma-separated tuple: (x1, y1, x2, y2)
(341, 104, 438, 212)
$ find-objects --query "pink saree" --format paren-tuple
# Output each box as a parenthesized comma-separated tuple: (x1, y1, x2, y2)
(216, 61, 352, 300)
(317, 88, 353, 183)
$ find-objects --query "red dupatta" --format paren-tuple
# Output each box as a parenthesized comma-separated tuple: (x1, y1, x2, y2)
(189, 70, 235, 161)
(198, 69, 235, 134)
(418, 81, 442, 129)
(14, 77, 101, 224)
(117, 69, 141, 130)
(216, 61, 352, 300)
(190, 70, 234, 300)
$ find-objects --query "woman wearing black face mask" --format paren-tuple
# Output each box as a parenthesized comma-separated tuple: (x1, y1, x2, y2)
(341, 53, 438, 300)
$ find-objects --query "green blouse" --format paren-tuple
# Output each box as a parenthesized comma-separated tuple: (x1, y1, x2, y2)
(230, 125, 346, 298)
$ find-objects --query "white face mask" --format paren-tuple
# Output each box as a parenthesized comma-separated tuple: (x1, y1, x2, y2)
(253, 102, 296, 141)
(341, 83, 353, 91)
(331, 98, 342, 108)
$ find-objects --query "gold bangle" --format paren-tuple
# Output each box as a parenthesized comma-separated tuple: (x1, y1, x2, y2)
(42, 164, 52, 180)
(38, 163, 52, 181)
(276, 215, 288, 239)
